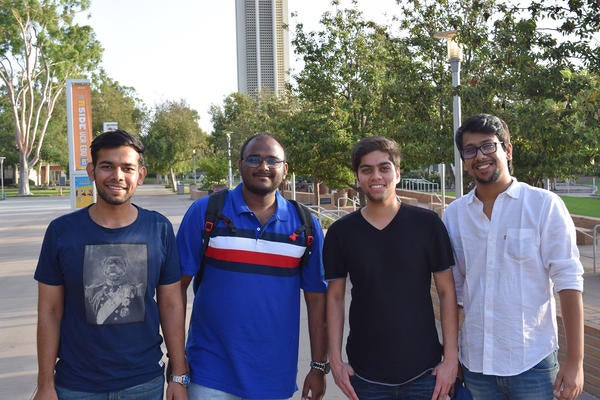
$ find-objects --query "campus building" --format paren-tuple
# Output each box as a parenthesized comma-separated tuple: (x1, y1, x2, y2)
(235, 0, 290, 96)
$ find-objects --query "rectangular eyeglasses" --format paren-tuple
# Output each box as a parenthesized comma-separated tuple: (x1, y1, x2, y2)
(243, 155, 285, 168)
(461, 142, 503, 159)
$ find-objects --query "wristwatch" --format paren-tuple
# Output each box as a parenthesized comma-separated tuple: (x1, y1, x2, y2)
(310, 360, 330, 374)
(169, 373, 191, 387)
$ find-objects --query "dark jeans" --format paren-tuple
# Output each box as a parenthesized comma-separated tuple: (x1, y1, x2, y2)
(350, 372, 436, 400)
(462, 351, 559, 400)
(55, 375, 164, 400)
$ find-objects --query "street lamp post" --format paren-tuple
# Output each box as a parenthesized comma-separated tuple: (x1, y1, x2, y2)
(0, 156, 5, 200)
(434, 30, 464, 198)
(192, 149, 197, 184)
(226, 132, 233, 189)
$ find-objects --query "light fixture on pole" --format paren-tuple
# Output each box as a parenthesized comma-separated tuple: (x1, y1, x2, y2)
(192, 149, 197, 184)
(226, 132, 233, 189)
(434, 30, 463, 198)
(0, 156, 5, 200)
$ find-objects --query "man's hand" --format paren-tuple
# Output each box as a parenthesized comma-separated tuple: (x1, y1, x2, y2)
(330, 361, 358, 400)
(166, 381, 188, 400)
(553, 362, 583, 400)
(430, 358, 458, 400)
(301, 368, 326, 400)
(32, 386, 58, 400)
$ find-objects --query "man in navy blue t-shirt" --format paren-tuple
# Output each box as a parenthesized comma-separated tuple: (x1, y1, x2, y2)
(34, 130, 188, 399)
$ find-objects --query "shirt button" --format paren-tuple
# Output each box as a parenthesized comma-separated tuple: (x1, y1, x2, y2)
(256, 227, 261, 231)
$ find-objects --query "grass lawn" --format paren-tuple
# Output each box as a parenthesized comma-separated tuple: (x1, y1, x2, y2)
(2, 187, 70, 197)
(560, 195, 600, 218)
(437, 191, 600, 218)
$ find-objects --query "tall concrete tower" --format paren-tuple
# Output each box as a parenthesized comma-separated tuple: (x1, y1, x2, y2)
(235, 0, 290, 96)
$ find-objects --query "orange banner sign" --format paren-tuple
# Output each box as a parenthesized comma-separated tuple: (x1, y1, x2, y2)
(70, 83, 93, 170)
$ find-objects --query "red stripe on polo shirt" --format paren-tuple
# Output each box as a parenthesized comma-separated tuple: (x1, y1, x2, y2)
(205, 246, 300, 269)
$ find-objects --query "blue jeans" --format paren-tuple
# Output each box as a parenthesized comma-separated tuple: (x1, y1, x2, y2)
(55, 375, 164, 400)
(188, 382, 288, 400)
(349, 372, 436, 400)
(462, 351, 558, 400)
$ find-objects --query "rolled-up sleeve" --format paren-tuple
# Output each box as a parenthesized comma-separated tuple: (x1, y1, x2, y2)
(541, 195, 584, 293)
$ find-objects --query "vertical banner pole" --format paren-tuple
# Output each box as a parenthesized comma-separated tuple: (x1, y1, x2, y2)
(66, 79, 96, 209)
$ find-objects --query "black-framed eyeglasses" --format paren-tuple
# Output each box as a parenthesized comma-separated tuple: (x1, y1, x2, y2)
(461, 142, 504, 159)
(243, 155, 285, 168)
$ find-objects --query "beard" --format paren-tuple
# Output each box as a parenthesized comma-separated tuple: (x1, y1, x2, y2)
(474, 168, 501, 185)
(96, 185, 134, 205)
(242, 171, 282, 196)
(244, 182, 277, 196)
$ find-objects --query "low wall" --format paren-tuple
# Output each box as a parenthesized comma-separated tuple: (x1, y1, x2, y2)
(572, 215, 600, 245)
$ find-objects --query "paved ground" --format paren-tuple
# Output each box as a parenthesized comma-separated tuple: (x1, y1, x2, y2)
(0, 184, 597, 399)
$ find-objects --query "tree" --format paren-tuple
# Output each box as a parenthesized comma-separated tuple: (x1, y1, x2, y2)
(91, 72, 148, 135)
(0, 95, 19, 172)
(395, 0, 600, 186)
(143, 99, 207, 188)
(0, 0, 102, 194)
(291, 2, 401, 193)
(209, 91, 295, 188)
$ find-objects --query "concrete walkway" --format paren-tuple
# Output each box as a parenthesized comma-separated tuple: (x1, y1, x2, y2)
(0, 184, 597, 399)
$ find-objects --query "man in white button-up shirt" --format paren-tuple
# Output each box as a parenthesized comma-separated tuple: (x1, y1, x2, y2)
(442, 114, 584, 400)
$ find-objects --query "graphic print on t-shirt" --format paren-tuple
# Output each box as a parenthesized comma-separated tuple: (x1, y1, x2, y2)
(83, 243, 147, 325)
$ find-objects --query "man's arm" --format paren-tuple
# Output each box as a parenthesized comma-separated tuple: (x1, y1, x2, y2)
(180, 274, 193, 317)
(301, 290, 328, 400)
(553, 289, 584, 400)
(158, 281, 188, 400)
(431, 269, 459, 400)
(33, 283, 63, 400)
(327, 278, 358, 400)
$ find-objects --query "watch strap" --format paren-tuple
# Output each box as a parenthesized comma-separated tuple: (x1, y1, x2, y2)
(169, 373, 190, 386)
(310, 360, 330, 374)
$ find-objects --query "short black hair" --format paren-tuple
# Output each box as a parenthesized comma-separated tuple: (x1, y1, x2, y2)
(239, 133, 286, 160)
(90, 130, 145, 166)
(350, 136, 401, 173)
(455, 114, 512, 172)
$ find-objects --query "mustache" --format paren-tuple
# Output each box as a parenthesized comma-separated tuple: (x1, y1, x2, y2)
(252, 172, 273, 177)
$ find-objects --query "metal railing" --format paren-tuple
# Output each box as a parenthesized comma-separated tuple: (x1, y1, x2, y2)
(578, 225, 599, 274)
(307, 205, 349, 226)
(400, 178, 439, 192)
(338, 196, 360, 211)
(594, 224, 600, 273)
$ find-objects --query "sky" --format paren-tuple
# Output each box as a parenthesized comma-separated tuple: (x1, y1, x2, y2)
(81, 0, 400, 133)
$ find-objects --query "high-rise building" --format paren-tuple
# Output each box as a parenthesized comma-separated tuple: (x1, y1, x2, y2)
(235, 0, 290, 96)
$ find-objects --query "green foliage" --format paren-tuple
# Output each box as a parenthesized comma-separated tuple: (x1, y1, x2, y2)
(291, 3, 406, 190)
(202, 0, 599, 191)
(91, 72, 149, 135)
(393, 0, 600, 185)
(0, 0, 103, 194)
(41, 91, 69, 168)
(197, 155, 228, 189)
(143, 99, 208, 176)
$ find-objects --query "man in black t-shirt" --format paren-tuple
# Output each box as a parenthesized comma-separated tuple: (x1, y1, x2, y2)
(324, 136, 459, 400)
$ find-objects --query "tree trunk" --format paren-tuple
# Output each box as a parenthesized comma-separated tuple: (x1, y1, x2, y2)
(18, 153, 32, 196)
(169, 168, 177, 191)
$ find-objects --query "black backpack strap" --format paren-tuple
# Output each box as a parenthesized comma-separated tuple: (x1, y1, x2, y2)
(193, 190, 231, 293)
(288, 200, 315, 268)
